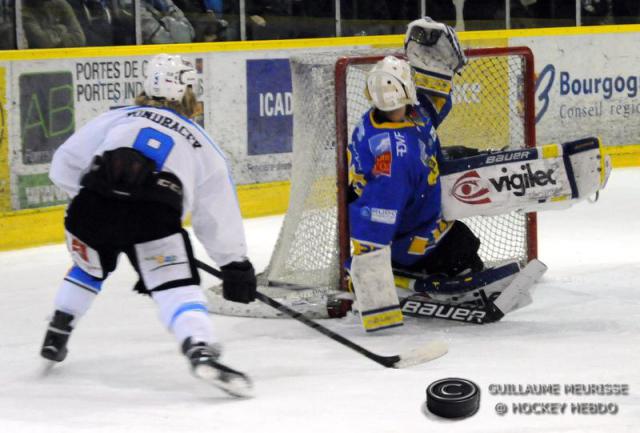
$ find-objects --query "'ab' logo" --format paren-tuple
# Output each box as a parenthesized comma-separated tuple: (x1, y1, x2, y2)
(20, 72, 75, 165)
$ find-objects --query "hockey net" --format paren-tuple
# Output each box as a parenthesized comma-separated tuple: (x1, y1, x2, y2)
(209, 47, 537, 318)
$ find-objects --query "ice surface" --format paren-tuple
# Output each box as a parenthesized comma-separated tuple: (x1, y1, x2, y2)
(1, 169, 639, 433)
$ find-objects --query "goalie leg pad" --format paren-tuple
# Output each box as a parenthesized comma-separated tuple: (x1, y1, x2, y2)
(350, 246, 403, 332)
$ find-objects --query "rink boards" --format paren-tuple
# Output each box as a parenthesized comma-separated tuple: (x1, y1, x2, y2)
(1, 26, 640, 250)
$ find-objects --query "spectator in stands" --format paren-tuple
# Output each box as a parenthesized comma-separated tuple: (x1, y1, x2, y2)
(424, 0, 456, 25)
(245, 0, 294, 39)
(342, 1, 450, 36)
(510, 0, 576, 28)
(107, 0, 136, 45)
(22, 0, 86, 48)
(141, 0, 194, 44)
(66, 0, 114, 46)
(173, 0, 229, 41)
(340, 0, 392, 36)
(462, 0, 505, 29)
(581, 0, 613, 25)
(0, 0, 16, 50)
(246, 0, 333, 40)
(612, 0, 640, 23)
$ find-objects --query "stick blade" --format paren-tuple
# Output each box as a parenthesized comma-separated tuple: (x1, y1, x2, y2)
(493, 259, 547, 314)
(393, 340, 449, 368)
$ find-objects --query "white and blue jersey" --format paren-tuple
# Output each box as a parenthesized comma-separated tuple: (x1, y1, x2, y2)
(50, 105, 247, 267)
(348, 97, 452, 267)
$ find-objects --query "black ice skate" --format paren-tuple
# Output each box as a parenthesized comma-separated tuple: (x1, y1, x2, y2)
(40, 310, 74, 362)
(182, 338, 253, 398)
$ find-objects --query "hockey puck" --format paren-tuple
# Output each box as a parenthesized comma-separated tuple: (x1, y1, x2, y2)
(426, 378, 480, 419)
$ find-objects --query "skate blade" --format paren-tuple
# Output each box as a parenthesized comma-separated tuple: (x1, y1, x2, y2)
(40, 360, 57, 377)
(194, 364, 253, 398)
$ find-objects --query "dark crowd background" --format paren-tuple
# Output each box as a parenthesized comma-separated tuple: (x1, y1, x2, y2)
(1, 0, 638, 49)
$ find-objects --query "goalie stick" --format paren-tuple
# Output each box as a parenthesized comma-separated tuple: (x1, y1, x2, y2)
(196, 260, 448, 369)
(400, 259, 547, 324)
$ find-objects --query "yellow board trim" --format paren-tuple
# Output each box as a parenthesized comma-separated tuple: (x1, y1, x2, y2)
(361, 308, 403, 332)
(3, 23, 639, 63)
(603, 145, 640, 168)
(0, 180, 291, 252)
(0, 35, 404, 61)
(0, 67, 8, 212)
(542, 144, 560, 159)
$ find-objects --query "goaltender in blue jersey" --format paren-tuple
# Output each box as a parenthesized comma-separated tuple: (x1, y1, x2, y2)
(348, 66, 451, 269)
(347, 18, 554, 332)
(347, 52, 483, 278)
(345, 19, 496, 332)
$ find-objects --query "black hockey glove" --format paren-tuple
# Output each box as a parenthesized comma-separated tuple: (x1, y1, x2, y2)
(221, 260, 257, 304)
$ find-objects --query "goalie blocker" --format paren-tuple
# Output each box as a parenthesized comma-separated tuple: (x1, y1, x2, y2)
(440, 137, 611, 220)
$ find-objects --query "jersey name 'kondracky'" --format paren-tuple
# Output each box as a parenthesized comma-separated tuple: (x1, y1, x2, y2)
(49, 105, 247, 267)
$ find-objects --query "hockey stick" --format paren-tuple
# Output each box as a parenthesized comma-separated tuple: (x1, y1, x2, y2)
(399, 259, 548, 325)
(196, 260, 448, 369)
(393, 262, 520, 294)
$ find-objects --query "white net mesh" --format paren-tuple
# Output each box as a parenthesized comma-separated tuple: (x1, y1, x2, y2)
(261, 53, 343, 291)
(262, 49, 535, 293)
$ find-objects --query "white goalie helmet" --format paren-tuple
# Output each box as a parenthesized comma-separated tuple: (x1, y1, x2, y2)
(144, 54, 197, 102)
(365, 56, 418, 111)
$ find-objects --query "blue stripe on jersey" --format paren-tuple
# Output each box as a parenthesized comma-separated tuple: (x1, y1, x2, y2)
(67, 266, 104, 293)
(170, 302, 209, 328)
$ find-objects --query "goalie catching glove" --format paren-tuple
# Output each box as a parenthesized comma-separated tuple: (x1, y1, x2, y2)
(405, 17, 466, 77)
(220, 260, 257, 304)
(404, 17, 466, 106)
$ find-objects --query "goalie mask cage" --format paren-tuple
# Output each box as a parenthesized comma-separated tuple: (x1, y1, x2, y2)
(261, 46, 537, 294)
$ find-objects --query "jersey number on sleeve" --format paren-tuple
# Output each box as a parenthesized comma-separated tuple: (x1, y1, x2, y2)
(132, 127, 175, 170)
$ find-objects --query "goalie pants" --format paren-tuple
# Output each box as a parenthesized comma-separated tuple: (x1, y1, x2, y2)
(53, 188, 214, 345)
(393, 220, 483, 277)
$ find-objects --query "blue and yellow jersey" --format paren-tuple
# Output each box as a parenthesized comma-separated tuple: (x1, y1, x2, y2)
(348, 103, 452, 267)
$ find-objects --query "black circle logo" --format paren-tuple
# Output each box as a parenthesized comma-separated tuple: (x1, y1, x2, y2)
(426, 378, 480, 419)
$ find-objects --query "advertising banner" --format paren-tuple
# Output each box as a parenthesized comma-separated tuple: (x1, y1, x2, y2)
(246, 58, 293, 156)
(513, 32, 640, 147)
(7, 55, 207, 210)
(1, 30, 639, 214)
(0, 66, 8, 212)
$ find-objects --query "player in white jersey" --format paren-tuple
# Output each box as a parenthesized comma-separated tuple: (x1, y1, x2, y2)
(40, 54, 254, 396)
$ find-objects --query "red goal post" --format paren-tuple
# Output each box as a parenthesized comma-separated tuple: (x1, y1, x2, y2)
(335, 47, 538, 290)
